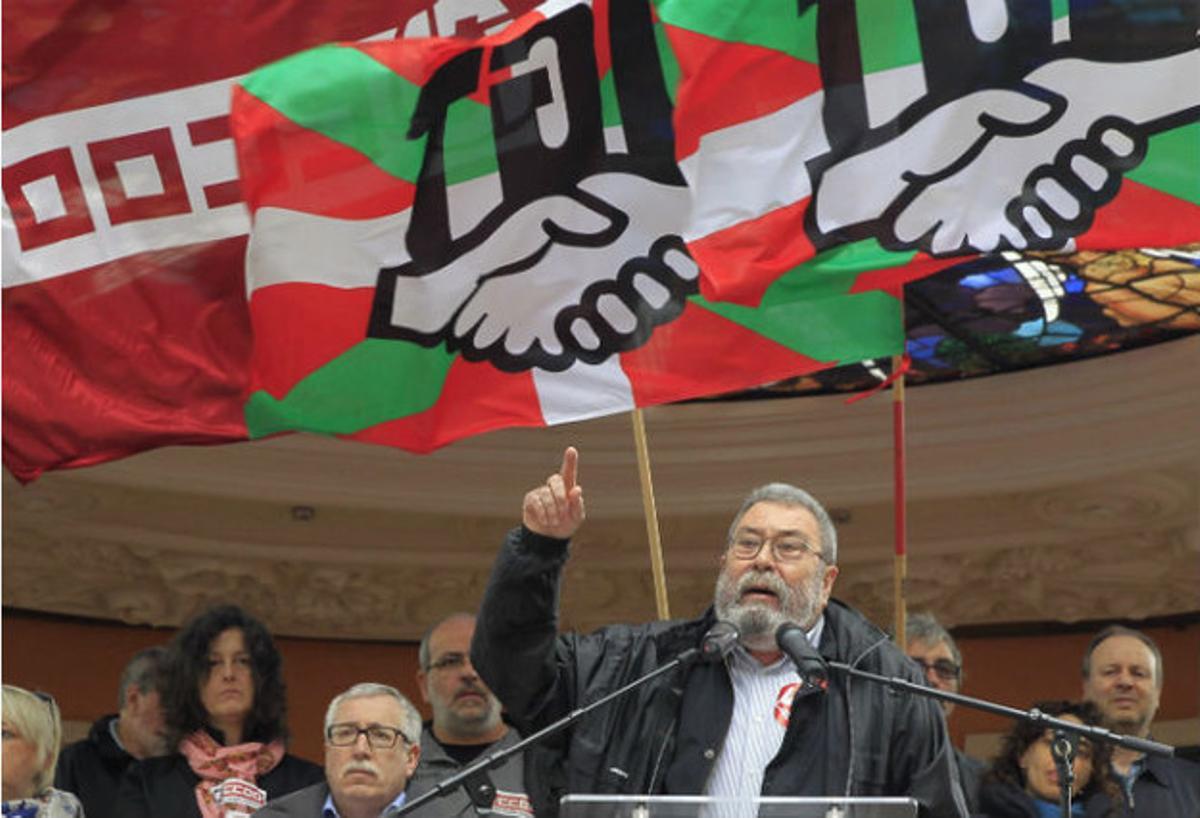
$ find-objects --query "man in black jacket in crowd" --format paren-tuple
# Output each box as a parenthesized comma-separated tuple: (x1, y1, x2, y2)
(471, 448, 967, 818)
(55, 646, 168, 818)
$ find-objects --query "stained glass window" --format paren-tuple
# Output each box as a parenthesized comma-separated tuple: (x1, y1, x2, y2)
(719, 243, 1200, 399)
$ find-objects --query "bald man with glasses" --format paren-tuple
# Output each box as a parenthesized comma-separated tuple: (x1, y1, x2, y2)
(405, 613, 549, 818)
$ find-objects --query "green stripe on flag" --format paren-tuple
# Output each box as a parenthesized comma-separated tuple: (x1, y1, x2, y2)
(654, 20, 682, 104)
(856, 0, 922, 73)
(599, 70, 622, 128)
(1128, 122, 1200, 205)
(692, 289, 901, 364)
(244, 339, 456, 437)
(692, 240, 910, 362)
(443, 97, 499, 186)
(774, 239, 918, 300)
(242, 45, 428, 183)
(654, 0, 819, 62)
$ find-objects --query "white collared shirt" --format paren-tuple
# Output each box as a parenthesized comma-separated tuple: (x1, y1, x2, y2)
(704, 617, 825, 806)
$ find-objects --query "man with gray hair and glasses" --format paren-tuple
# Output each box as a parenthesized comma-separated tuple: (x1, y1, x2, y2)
(56, 645, 168, 818)
(253, 683, 421, 818)
(904, 613, 984, 814)
(472, 448, 966, 818)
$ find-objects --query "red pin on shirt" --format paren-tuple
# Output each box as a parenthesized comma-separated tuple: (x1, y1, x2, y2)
(774, 682, 800, 728)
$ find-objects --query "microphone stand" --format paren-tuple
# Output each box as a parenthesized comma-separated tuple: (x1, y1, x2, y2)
(394, 645, 704, 816)
(1049, 730, 1076, 818)
(816, 657, 1174, 818)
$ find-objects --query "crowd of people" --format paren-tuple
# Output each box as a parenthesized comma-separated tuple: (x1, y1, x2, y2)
(3, 448, 1197, 818)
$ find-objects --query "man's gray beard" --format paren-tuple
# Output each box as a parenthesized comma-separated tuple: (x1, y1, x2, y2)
(713, 568, 823, 652)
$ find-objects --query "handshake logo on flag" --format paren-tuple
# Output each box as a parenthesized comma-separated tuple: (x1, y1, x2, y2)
(368, 3, 699, 373)
(369, 173, 700, 374)
(366, 0, 1200, 374)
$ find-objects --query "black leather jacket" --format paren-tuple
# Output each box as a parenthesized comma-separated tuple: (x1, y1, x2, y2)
(472, 526, 968, 818)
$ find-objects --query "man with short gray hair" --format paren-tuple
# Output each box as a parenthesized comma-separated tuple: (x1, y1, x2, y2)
(904, 612, 984, 814)
(56, 645, 168, 818)
(254, 683, 421, 818)
(473, 447, 966, 818)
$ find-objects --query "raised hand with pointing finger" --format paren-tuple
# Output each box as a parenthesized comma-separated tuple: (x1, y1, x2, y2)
(474, 445, 967, 817)
(522, 447, 586, 540)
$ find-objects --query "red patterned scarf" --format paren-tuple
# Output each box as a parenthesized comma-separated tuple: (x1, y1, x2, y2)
(178, 730, 284, 818)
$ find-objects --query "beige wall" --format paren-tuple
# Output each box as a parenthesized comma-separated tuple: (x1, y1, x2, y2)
(3, 609, 1196, 763)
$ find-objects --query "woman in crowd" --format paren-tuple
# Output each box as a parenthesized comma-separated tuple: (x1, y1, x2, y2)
(116, 604, 322, 817)
(977, 699, 1118, 818)
(2, 685, 83, 818)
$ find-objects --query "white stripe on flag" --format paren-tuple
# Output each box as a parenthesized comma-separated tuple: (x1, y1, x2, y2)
(245, 207, 412, 294)
(246, 169, 518, 297)
(533, 358, 634, 426)
(2, 76, 247, 288)
(678, 92, 828, 244)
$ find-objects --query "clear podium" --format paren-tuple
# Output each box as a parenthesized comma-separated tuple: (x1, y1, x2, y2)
(559, 795, 919, 818)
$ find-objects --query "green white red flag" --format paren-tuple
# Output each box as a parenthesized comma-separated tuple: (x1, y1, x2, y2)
(231, 0, 1199, 450)
(5, 0, 1199, 478)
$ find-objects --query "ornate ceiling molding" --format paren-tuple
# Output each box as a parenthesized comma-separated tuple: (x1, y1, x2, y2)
(3, 337, 1197, 638)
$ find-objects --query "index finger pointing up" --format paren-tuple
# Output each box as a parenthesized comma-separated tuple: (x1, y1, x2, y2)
(561, 446, 579, 492)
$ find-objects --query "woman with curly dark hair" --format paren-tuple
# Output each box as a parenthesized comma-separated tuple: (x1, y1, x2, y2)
(978, 700, 1119, 818)
(116, 604, 322, 818)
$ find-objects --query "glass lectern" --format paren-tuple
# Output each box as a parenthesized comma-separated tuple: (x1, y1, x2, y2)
(559, 794, 919, 818)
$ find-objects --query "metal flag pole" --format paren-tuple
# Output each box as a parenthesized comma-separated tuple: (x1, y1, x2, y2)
(631, 408, 671, 620)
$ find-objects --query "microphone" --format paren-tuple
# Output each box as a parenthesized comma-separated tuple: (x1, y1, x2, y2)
(699, 621, 739, 663)
(775, 622, 828, 684)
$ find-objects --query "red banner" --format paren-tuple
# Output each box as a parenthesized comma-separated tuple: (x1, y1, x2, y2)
(2, 1, 540, 481)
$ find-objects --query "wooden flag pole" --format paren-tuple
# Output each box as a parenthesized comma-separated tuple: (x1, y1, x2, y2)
(631, 408, 671, 620)
(892, 352, 908, 648)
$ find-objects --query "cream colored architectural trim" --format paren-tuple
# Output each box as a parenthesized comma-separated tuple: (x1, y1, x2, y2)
(3, 337, 1198, 639)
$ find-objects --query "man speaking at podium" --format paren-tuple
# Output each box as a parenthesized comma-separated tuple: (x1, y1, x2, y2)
(472, 448, 967, 818)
